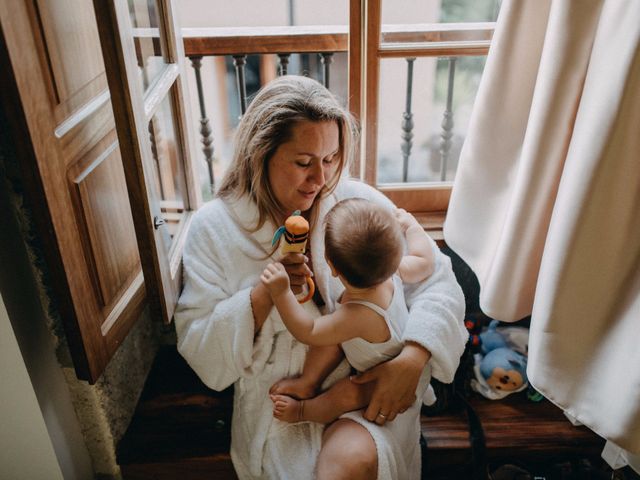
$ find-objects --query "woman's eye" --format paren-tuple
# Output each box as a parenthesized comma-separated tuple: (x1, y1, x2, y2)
(323, 156, 336, 165)
(296, 161, 311, 168)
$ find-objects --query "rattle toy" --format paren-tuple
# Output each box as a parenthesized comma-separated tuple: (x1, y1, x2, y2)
(272, 210, 315, 303)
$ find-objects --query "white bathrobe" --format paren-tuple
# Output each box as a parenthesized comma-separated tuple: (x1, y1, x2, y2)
(175, 179, 467, 479)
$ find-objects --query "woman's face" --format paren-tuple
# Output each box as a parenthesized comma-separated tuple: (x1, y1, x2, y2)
(268, 120, 340, 216)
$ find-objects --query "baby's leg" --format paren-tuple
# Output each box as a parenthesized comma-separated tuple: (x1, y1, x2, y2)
(270, 345, 343, 399)
(271, 376, 375, 424)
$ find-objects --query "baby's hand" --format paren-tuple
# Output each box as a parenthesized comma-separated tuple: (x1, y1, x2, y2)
(395, 208, 421, 232)
(260, 262, 291, 298)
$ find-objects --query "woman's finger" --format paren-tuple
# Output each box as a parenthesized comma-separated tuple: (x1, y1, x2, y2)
(385, 410, 398, 423)
(350, 368, 378, 385)
(289, 274, 307, 286)
(373, 401, 393, 425)
(280, 254, 312, 275)
(283, 263, 312, 277)
(363, 397, 382, 423)
(374, 413, 387, 426)
(279, 253, 308, 266)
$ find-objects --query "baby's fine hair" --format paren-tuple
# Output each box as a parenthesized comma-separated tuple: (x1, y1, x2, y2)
(324, 198, 403, 289)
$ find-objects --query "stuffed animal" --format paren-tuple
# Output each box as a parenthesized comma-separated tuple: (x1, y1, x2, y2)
(272, 210, 315, 303)
(479, 347, 528, 392)
(470, 320, 530, 399)
(479, 320, 509, 354)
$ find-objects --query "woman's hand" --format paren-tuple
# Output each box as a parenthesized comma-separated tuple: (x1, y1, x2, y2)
(279, 253, 313, 295)
(351, 342, 431, 425)
(260, 262, 291, 298)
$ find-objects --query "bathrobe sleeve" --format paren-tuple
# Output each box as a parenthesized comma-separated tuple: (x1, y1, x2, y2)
(337, 180, 468, 383)
(174, 201, 260, 391)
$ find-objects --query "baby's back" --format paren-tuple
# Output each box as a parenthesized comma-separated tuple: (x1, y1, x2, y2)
(341, 275, 408, 372)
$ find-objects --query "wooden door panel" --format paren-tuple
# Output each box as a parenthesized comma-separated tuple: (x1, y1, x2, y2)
(33, 0, 107, 121)
(1, 0, 147, 382)
(70, 137, 141, 308)
(58, 96, 115, 167)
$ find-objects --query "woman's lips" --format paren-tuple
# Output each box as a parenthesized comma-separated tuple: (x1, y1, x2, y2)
(299, 190, 317, 199)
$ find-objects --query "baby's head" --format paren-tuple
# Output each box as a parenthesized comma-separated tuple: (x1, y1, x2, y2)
(324, 198, 403, 288)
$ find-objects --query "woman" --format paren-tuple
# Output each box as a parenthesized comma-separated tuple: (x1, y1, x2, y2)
(174, 75, 467, 479)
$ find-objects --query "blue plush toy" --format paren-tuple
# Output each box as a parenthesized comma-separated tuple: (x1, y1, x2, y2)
(479, 347, 528, 392)
(473, 320, 529, 395)
(479, 320, 508, 354)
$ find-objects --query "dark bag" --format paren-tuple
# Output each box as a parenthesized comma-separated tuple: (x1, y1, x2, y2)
(420, 246, 489, 479)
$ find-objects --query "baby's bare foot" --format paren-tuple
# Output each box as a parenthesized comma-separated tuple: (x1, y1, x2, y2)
(271, 394, 304, 423)
(269, 377, 317, 400)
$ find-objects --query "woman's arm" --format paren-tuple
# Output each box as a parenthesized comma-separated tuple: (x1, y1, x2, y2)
(175, 204, 266, 391)
(250, 281, 273, 333)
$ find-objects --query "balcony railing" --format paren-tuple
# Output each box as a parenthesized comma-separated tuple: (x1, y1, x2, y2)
(175, 24, 493, 195)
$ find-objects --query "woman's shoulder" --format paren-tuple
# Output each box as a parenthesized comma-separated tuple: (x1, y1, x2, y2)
(188, 197, 234, 241)
(192, 198, 228, 225)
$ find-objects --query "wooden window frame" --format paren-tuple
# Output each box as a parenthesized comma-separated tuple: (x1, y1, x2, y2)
(94, 0, 201, 325)
(350, 0, 493, 226)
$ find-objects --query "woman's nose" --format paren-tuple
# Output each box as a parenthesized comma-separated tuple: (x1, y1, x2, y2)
(308, 162, 325, 186)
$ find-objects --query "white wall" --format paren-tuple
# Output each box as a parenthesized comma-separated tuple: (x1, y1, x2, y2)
(0, 149, 94, 479)
(0, 293, 64, 480)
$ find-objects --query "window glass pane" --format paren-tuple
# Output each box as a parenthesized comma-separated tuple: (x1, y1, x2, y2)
(178, 0, 348, 29)
(380, 0, 500, 46)
(129, 0, 168, 92)
(381, 0, 501, 28)
(147, 91, 187, 252)
(376, 55, 486, 184)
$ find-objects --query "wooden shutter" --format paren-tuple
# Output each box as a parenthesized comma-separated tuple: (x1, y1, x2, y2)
(92, 0, 200, 324)
(0, 0, 145, 382)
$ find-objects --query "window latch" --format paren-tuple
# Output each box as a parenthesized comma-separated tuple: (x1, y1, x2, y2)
(153, 216, 166, 229)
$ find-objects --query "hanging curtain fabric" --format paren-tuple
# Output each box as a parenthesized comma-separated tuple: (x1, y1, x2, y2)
(444, 0, 640, 455)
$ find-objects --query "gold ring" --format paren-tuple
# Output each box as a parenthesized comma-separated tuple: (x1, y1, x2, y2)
(377, 413, 387, 419)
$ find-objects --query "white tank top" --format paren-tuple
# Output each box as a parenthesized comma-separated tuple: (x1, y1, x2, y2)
(340, 275, 408, 372)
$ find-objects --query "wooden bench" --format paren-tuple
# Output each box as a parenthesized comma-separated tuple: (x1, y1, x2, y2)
(118, 345, 605, 479)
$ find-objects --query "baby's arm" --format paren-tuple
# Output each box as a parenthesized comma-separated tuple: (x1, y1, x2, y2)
(260, 263, 359, 346)
(395, 209, 435, 284)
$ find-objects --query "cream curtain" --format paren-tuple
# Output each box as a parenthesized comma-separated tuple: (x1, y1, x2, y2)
(444, 0, 640, 454)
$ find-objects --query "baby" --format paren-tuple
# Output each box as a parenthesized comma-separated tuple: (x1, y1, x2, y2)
(261, 197, 434, 423)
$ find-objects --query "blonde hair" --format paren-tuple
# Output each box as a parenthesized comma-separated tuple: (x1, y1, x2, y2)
(217, 75, 357, 231)
(325, 198, 403, 289)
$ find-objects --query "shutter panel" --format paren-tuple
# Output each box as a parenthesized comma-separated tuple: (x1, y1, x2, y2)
(1, 0, 145, 382)
(93, 0, 200, 324)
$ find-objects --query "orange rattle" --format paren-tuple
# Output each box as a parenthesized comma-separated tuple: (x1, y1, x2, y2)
(272, 211, 315, 303)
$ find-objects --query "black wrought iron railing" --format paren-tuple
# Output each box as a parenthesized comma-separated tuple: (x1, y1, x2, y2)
(176, 24, 492, 193)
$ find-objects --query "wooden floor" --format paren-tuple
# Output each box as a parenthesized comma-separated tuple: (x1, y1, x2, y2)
(422, 392, 605, 478)
(118, 346, 605, 480)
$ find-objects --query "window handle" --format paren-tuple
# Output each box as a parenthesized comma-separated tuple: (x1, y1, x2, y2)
(153, 216, 166, 229)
